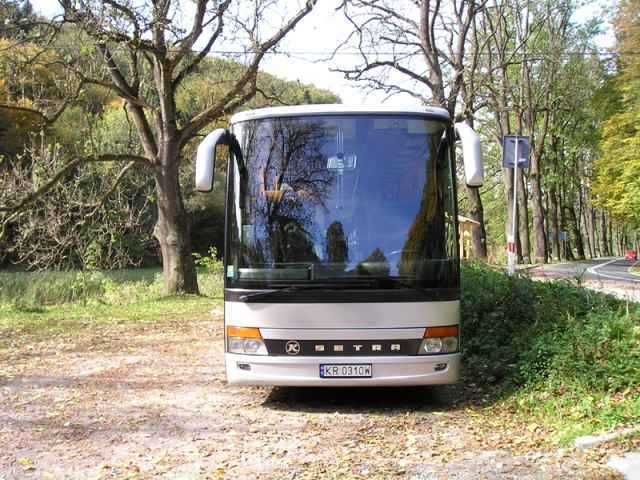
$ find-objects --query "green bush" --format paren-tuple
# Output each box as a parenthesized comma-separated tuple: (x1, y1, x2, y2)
(193, 246, 224, 275)
(461, 262, 640, 439)
(461, 262, 624, 384)
(537, 310, 640, 392)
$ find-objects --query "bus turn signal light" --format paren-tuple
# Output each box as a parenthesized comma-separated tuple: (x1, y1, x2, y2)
(227, 326, 262, 339)
(424, 326, 459, 338)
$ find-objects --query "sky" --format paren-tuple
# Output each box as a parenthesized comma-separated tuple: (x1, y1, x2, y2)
(30, 0, 616, 107)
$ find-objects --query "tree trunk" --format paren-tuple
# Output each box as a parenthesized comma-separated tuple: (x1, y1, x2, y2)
(458, 110, 487, 261)
(582, 209, 593, 259)
(560, 197, 574, 260)
(590, 207, 599, 257)
(618, 226, 624, 255)
(609, 220, 615, 256)
(530, 158, 547, 264)
(565, 237, 575, 261)
(518, 170, 531, 263)
(580, 191, 593, 258)
(464, 184, 487, 259)
(559, 189, 570, 260)
(154, 144, 199, 294)
(566, 204, 585, 260)
(600, 210, 610, 257)
(550, 188, 561, 261)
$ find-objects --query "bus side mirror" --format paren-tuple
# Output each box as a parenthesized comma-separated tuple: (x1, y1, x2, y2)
(455, 122, 484, 187)
(195, 128, 229, 192)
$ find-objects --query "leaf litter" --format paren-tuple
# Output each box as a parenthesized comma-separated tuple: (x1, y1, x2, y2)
(0, 316, 628, 479)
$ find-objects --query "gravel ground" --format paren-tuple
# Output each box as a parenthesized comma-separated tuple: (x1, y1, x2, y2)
(0, 314, 628, 480)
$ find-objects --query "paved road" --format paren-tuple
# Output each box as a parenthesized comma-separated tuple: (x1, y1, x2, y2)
(530, 257, 640, 284)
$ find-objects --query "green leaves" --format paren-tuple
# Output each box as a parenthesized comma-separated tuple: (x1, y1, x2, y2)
(461, 263, 640, 440)
(593, 0, 640, 227)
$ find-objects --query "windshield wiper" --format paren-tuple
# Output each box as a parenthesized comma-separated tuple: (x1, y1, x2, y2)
(367, 277, 434, 293)
(236, 280, 378, 302)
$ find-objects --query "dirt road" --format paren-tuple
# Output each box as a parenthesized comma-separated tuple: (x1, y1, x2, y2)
(0, 315, 624, 479)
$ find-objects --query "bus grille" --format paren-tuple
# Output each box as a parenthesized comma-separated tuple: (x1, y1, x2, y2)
(264, 339, 422, 356)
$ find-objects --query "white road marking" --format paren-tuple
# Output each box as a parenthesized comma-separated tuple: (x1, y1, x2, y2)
(587, 258, 640, 283)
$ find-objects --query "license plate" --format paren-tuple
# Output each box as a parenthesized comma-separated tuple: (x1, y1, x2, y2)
(320, 364, 372, 378)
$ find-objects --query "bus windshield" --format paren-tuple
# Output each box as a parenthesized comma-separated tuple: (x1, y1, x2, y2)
(225, 115, 459, 290)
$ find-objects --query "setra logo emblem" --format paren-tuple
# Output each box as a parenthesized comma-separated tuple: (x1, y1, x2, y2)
(285, 340, 301, 355)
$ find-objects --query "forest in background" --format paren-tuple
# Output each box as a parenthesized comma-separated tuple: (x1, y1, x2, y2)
(332, 0, 640, 264)
(0, 0, 639, 283)
(0, 0, 337, 278)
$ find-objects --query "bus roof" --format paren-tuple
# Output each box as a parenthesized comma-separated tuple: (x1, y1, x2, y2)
(230, 104, 450, 124)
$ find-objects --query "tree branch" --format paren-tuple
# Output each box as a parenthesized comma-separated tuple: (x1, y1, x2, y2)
(168, 0, 207, 65)
(95, 42, 158, 158)
(172, 0, 231, 89)
(86, 160, 139, 217)
(0, 154, 149, 214)
(179, 0, 317, 143)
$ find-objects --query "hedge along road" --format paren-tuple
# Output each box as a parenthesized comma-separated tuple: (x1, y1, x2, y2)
(0, 314, 623, 479)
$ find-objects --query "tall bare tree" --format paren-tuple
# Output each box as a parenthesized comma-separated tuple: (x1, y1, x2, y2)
(473, 0, 572, 263)
(473, 0, 526, 261)
(335, 0, 488, 259)
(1, 0, 317, 293)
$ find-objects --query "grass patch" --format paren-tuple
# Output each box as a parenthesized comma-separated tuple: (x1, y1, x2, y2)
(0, 294, 217, 341)
(0, 267, 223, 307)
(2, 262, 638, 442)
(461, 262, 640, 443)
(0, 266, 223, 345)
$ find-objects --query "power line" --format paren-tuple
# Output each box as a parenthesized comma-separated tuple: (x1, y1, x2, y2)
(6, 42, 636, 58)
(207, 49, 637, 58)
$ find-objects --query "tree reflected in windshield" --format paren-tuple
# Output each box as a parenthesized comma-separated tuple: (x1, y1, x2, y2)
(226, 115, 458, 289)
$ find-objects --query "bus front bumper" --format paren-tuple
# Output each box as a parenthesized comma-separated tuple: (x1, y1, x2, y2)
(225, 353, 460, 386)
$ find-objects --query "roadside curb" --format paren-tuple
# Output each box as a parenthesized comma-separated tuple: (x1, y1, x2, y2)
(488, 263, 543, 274)
(607, 452, 640, 480)
(628, 260, 640, 278)
(516, 263, 543, 272)
(575, 427, 640, 479)
(574, 427, 640, 449)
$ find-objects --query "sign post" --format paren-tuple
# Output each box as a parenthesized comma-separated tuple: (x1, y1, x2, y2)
(502, 135, 530, 275)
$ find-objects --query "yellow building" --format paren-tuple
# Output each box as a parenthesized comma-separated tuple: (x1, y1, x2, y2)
(458, 215, 480, 259)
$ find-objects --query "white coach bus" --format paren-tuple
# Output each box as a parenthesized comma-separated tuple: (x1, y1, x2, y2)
(196, 105, 482, 386)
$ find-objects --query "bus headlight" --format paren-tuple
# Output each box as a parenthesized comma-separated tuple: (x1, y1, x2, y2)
(228, 337, 268, 355)
(418, 326, 459, 354)
(227, 326, 268, 355)
(421, 337, 443, 353)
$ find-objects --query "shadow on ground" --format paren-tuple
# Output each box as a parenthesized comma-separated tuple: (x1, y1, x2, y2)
(262, 384, 464, 414)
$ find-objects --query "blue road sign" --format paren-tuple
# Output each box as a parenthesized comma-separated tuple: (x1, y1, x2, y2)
(502, 135, 530, 169)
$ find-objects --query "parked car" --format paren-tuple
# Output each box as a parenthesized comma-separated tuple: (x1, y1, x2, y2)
(624, 250, 637, 260)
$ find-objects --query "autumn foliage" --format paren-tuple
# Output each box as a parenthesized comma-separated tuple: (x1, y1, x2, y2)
(593, 0, 640, 226)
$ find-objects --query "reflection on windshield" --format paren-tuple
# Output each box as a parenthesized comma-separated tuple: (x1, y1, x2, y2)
(227, 115, 458, 288)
